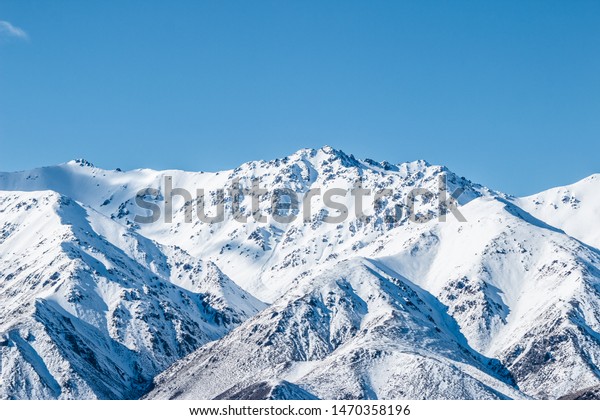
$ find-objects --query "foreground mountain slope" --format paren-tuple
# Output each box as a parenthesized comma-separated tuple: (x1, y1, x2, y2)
(0, 190, 263, 399)
(146, 259, 523, 400)
(369, 196, 600, 398)
(147, 194, 600, 400)
(559, 384, 600, 400)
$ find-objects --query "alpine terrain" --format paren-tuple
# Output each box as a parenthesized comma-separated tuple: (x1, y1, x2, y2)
(1, 146, 599, 400)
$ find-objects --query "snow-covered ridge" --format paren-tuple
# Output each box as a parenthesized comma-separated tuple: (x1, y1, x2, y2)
(1, 146, 600, 399)
(512, 174, 600, 249)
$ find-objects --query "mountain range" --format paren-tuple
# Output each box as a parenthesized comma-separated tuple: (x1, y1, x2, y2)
(1, 146, 599, 399)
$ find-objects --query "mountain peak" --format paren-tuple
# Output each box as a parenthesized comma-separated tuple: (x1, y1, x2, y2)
(319, 145, 340, 155)
(288, 147, 441, 175)
(67, 158, 95, 168)
(288, 146, 361, 169)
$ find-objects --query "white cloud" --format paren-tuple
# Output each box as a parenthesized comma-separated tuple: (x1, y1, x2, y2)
(0, 20, 28, 40)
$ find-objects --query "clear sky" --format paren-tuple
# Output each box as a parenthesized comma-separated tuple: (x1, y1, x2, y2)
(0, 1, 598, 196)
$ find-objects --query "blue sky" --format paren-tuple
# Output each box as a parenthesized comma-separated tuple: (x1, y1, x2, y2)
(0, 1, 598, 196)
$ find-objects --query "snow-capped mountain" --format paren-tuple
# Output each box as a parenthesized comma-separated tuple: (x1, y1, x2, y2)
(512, 174, 600, 249)
(1, 146, 599, 399)
(0, 190, 264, 399)
(146, 259, 524, 400)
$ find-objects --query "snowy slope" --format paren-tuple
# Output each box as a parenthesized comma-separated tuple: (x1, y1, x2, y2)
(0, 190, 263, 399)
(1, 146, 600, 399)
(146, 259, 524, 400)
(0, 148, 491, 303)
(371, 197, 600, 398)
(513, 174, 600, 249)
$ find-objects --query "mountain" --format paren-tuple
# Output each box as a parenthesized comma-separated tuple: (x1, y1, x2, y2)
(145, 259, 524, 400)
(1, 146, 599, 399)
(0, 149, 490, 302)
(0, 190, 264, 399)
(512, 174, 600, 249)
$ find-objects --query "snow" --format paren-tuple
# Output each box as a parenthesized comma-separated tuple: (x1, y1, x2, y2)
(0, 190, 262, 399)
(1, 146, 600, 399)
(513, 174, 600, 249)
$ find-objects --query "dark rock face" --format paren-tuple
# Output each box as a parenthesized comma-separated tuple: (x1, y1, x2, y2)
(214, 381, 318, 400)
(559, 385, 600, 400)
